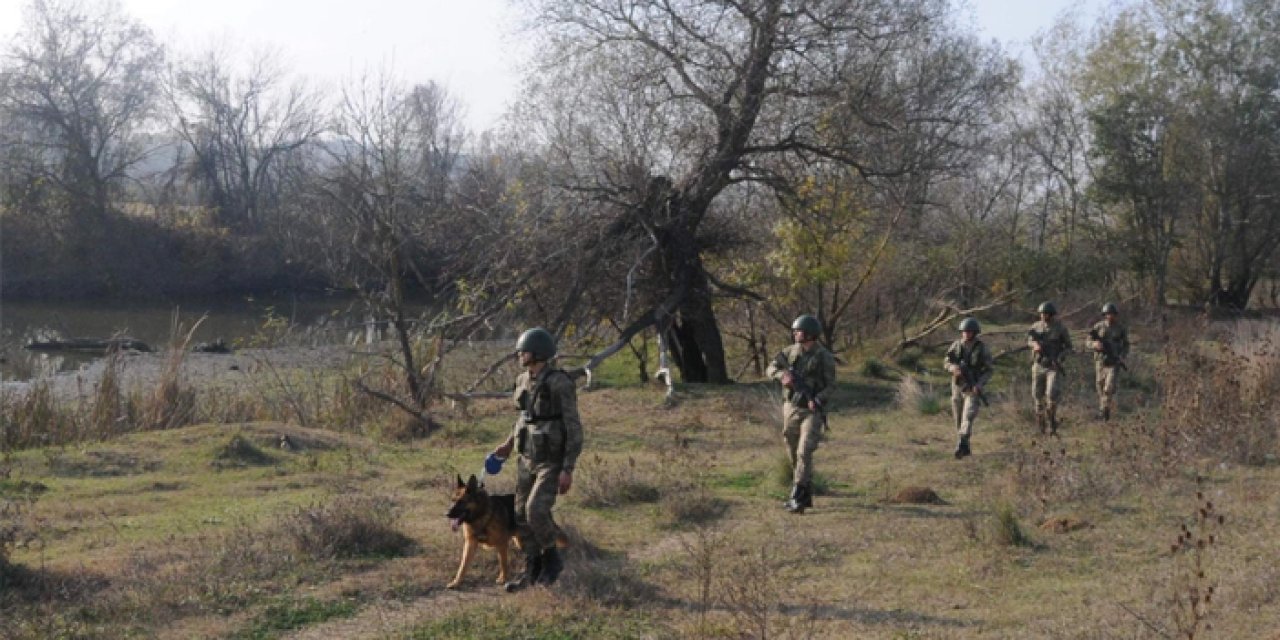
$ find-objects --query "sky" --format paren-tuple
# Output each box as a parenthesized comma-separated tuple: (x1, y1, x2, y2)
(0, 0, 1107, 132)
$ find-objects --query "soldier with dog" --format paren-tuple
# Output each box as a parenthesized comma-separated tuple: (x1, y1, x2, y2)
(491, 327, 583, 591)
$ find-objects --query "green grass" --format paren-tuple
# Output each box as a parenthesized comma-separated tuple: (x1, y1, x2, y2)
(234, 597, 359, 639)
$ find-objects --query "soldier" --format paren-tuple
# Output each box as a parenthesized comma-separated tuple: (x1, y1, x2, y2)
(944, 317, 993, 459)
(1027, 301, 1072, 435)
(1089, 302, 1130, 421)
(766, 314, 836, 514)
(491, 328, 583, 591)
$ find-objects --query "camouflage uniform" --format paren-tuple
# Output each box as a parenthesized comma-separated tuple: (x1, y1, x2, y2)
(1091, 319, 1130, 419)
(766, 343, 836, 488)
(511, 366, 583, 554)
(1028, 319, 1072, 432)
(944, 338, 993, 438)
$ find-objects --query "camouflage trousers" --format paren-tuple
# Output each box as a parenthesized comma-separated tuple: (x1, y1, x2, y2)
(782, 404, 823, 485)
(514, 457, 562, 552)
(1031, 363, 1064, 415)
(950, 383, 981, 437)
(1095, 361, 1119, 413)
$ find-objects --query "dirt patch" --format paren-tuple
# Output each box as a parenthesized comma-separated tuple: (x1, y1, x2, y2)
(887, 486, 947, 505)
(1039, 516, 1093, 534)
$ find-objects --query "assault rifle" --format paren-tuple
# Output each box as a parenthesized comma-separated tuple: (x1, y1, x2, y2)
(1027, 329, 1067, 372)
(784, 365, 829, 432)
(946, 351, 989, 407)
(1088, 328, 1127, 371)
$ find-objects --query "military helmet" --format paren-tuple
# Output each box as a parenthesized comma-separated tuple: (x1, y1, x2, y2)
(1036, 301, 1057, 315)
(515, 328, 556, 361)
(791, 314, 822, 338)
(1101, 302, 1119, 315)
(958, 317, 981, 333)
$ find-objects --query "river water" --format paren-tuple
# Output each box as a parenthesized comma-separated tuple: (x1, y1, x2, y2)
(0, 293, 393, 382)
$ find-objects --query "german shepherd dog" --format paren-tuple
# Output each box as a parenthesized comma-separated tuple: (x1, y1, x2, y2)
(445, 474, 521, 589)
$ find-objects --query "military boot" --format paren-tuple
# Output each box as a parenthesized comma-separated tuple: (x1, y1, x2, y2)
(504, 549, 542, 593)
(954, 434, 971, 459)
(1036, 411, 1047, 435)
(799, 482, 813, 509)
(536, 547, 564, 586)
(784, 483, 806, 514)
(1102, 406, 1111, 422)
(1047, 409, 1059, 436)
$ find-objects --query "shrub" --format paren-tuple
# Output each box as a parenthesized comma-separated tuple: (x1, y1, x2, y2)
(577, 455, 662, 508)
(1152, 319, 1280, 467)
(896, 375, 943, 415)
(280, 493, 415, 559)
(861, 357, 891, 379)
(990, 503, 1033, 548)
(660, 481, 729, 527)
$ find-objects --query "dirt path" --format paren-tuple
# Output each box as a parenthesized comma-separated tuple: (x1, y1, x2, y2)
(283, 588, 502, 640)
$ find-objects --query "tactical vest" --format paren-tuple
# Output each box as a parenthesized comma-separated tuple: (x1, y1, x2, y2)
(516, 369, 569, 465)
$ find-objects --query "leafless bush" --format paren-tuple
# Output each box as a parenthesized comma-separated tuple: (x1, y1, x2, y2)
(576, 454, 662, 508)
(1121, 478, 1227, 640)
(279, 492, 415, 559)
(661, 480, 729, 527)
(1163, 480, 1224, 639)
(676, 524, 728, 637)
(555, 524, 656, 608)
(719, 542, 828, 639)
(1155, 319, 1280, 467)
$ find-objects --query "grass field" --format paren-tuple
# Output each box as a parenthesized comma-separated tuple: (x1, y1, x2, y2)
(2, 324, 1279, 639)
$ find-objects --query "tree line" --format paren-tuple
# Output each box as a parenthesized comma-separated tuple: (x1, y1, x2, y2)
(2, 0, 1279, 388)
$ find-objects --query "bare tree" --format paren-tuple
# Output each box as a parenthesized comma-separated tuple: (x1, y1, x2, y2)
(0, 0, 162, 227)
(513, 0, 1015, 382)
(164, 43, 324, 232)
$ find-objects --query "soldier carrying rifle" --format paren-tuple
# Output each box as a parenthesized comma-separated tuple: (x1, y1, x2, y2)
(944, 317, 993, 459)
(1027, 301, 1072, 435)
(1088, 302, 1130, 422)
(767, 314, 836, 514)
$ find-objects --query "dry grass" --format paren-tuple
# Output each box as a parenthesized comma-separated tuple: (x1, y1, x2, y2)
(2, 319, 1280, 638)
(896, 374, 944, 415)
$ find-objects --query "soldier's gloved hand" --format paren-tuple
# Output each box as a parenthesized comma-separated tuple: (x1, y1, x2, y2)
(558, 470, 573, 495)
(1093, 341, 1104, 352)
(780, 371, 794, 388)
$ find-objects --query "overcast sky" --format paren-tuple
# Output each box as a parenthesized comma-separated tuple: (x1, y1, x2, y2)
(0, 0, 1107, 132)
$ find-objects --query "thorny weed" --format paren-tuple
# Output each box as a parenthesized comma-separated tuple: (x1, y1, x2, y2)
(1122, 477, 1226, 640)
